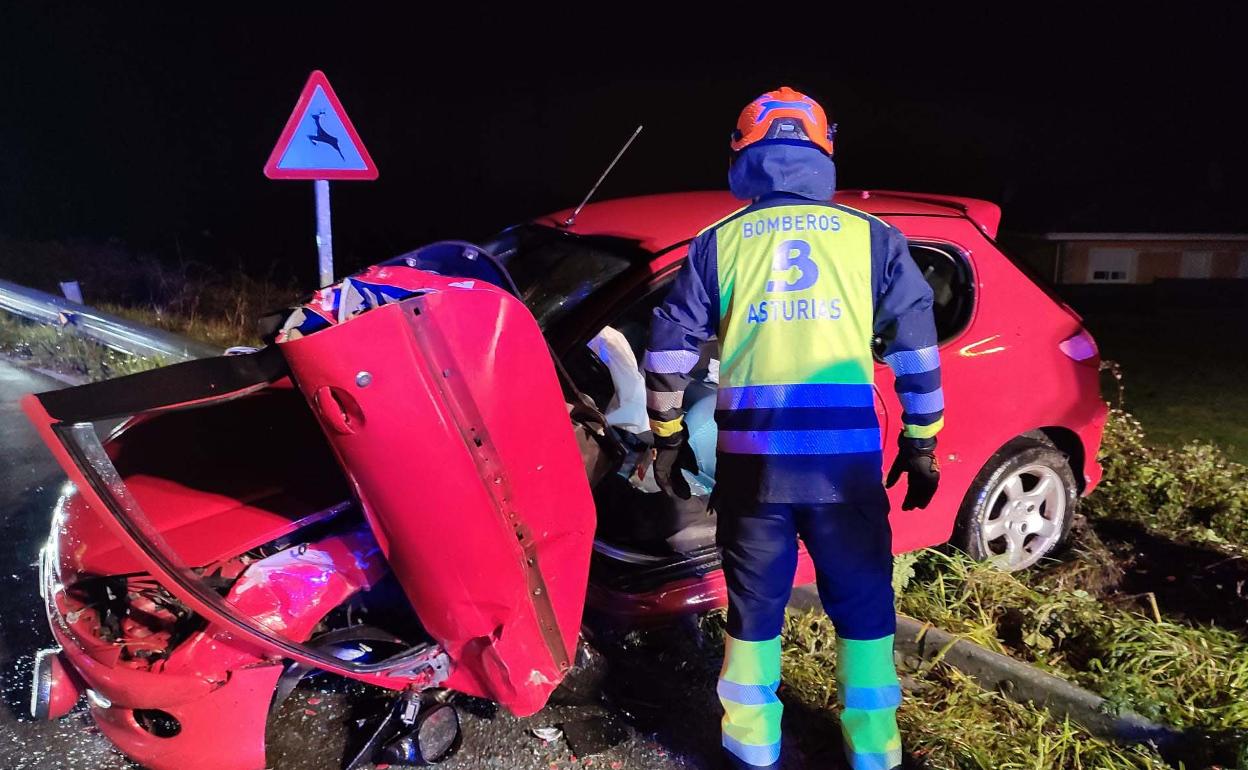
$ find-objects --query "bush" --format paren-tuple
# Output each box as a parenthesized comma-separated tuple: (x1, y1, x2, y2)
(1088, 408, 1248, 550)
(0, 235, 301, 347)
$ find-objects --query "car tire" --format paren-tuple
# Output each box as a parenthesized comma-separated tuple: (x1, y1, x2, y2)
(952, 439, 1078, 571)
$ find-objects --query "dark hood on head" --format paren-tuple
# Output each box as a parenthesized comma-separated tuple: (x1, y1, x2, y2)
(727, 143, 837, 202)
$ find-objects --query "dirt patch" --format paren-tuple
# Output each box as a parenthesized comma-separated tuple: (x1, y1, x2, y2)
(1039, 518, 1126, 597)
(1092, 519, 1248, 633)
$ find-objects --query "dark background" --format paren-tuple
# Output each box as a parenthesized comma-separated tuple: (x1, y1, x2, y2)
(2, 4, 1245, 284)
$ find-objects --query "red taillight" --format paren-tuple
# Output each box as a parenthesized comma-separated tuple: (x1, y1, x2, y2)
(1059, 329, 1099, 364)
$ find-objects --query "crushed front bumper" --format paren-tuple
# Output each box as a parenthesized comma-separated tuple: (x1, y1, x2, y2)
(36, 512, 439, 770)
(38, 531, 281, 770)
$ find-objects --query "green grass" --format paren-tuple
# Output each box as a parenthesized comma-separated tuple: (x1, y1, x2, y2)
(90, 261, 300, 348)
(775, 545, 1247, 768)
(897, 549, 1248, 745)
(1085, 309, 1248, 464)
(781, 610, 1173, 770)
(97, 301, 263, 349)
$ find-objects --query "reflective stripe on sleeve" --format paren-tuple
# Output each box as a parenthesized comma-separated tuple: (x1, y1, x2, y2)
(882, 346, 939, 376)
(898, 387, 944, 416)
(643, 349, 700, 374)
(646, 390, 685, 412)
(651, 416, 685, 438)
(902, 417, 944, 439)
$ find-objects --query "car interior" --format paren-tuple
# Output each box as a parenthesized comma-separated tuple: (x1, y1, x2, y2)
(568, 240, 975, 578)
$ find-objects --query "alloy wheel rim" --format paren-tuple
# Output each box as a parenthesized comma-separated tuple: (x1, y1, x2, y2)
(979, 463, 1066, 571)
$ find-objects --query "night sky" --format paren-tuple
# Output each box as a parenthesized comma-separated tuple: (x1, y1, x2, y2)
(2, 5, 1245, 283)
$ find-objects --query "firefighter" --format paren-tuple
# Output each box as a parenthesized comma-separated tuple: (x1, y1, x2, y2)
(644, 87, 943, 769)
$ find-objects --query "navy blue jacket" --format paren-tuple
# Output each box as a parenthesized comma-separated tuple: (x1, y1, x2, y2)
(644, 144, 943, 504)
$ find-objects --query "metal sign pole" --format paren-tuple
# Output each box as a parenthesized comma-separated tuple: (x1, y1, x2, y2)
(314, 179, 333, 287)
(266, 71, 375, 289)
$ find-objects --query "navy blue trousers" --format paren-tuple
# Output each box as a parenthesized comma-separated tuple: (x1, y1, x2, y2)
(717, 498, 896, 642)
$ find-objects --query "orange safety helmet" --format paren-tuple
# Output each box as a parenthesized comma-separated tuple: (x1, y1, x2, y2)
(730, 86, 835, 156)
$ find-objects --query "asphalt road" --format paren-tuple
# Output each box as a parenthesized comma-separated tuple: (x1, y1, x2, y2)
(0, 358, 749, 770)
(0, 362, 133, 769)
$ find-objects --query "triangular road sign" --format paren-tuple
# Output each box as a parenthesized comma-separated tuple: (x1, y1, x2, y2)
(264, 70, 378, 180)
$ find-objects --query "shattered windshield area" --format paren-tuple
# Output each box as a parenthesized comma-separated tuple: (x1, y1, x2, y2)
(485, 225, 645, 328)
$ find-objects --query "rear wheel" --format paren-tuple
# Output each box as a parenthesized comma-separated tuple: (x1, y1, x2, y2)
(954, 440, 1078, 571)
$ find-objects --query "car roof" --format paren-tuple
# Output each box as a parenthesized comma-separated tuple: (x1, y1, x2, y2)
(542, 190, 1001, 251)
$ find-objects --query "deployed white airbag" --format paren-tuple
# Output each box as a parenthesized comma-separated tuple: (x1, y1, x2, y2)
(587, 327, 649, 434)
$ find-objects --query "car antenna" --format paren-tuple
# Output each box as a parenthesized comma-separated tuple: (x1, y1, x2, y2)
(561, 124, 643, 229)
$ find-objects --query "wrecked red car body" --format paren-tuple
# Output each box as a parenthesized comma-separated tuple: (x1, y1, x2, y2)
(23, 190, 1108, 769)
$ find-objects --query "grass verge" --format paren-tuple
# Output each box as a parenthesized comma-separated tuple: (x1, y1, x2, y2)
(897, 549, 1248, 738)
(782, 610, 1172, 770)
(0, 313, 164, 381)
(777, 407, 1248, 770)
(774, 541, 1248, 769)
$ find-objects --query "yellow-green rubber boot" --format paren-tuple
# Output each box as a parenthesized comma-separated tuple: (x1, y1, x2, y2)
(718, 634, 782, 768)
(837, 635, 902, 770)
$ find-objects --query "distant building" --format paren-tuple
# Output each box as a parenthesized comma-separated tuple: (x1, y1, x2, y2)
(1009, 233, 1248, 285)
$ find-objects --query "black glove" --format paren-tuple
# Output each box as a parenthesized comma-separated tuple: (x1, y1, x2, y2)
(885, 434, 940, 511)
(651, 428, 698, 500)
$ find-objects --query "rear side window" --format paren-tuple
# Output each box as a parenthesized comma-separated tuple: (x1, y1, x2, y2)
(908, 241, 974, 343)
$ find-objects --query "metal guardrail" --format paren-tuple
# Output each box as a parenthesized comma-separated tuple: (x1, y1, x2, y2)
(0, 278, 220, 362)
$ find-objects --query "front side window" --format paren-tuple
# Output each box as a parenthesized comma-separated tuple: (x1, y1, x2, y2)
(485, 225, 648, 329)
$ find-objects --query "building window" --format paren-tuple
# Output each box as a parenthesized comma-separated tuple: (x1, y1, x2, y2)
(1087, 247, 1137, 283)
(1180, 251, 1214, 279)
(1237, 252, 1248, 279)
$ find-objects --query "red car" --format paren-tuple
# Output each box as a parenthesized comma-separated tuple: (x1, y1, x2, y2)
(23, 190, 1106, 770)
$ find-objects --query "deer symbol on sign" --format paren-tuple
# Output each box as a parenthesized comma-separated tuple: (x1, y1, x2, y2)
(307, 111, 345, 159)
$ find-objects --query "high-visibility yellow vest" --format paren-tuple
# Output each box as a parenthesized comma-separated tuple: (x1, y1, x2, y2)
(713, 204, 879, 456)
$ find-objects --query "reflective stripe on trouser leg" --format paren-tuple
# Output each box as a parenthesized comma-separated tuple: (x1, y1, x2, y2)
(837, 635, 902, 770)
(719, 634, 782, 768)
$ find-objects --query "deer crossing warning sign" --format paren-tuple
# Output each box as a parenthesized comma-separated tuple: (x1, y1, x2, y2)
(264, 70, 378, 180)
